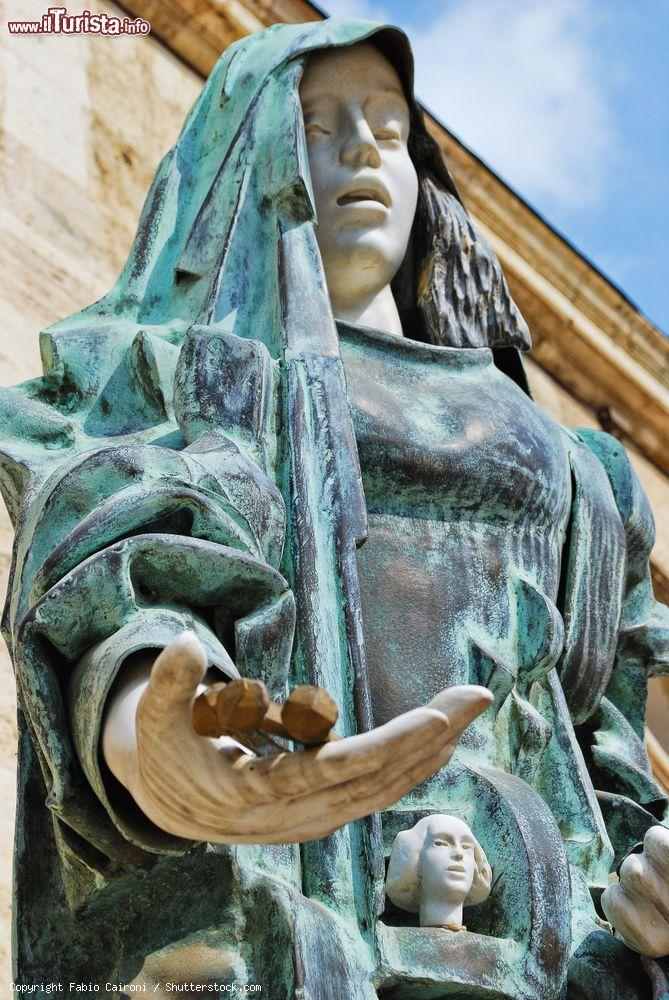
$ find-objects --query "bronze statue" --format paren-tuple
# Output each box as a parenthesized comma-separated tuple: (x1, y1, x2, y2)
(1, 18, 668, 998)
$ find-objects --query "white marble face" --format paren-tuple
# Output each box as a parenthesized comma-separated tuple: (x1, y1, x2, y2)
(386, 814, 492, 930)
(300, 42, 418, 334)
(420, 817, 479, 903)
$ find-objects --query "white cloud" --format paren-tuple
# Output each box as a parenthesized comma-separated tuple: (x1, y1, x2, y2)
(325, 0, 617, 210)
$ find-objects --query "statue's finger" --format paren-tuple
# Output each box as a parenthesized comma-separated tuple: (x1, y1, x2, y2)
(644, 824, 669, 873)
(428, 684, 493, 730)
(241, 706, 455, 801)
(223, 694, 479, 817)
(619, 853, 669, 923)
(231, 730, 465, 844)
(266, 683, 491, 799)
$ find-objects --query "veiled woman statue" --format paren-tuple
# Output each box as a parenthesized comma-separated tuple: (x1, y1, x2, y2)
(2, 17, 669, 999)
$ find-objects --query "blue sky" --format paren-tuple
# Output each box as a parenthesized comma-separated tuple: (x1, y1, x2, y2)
(322, 0, 669, 333)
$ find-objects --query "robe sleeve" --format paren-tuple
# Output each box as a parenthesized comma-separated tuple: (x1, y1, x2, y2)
(0, 320, 295, 865)
(574, 429, 669, 862)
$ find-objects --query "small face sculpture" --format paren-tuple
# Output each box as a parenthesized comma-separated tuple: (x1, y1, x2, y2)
(420, 818, 478, 902)
(386, 814, 492, 930)
(299, 42, 419, 309)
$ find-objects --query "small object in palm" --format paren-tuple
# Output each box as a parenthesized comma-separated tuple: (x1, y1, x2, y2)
(281, 685, 339, 744)
(192, 678, 339, 752)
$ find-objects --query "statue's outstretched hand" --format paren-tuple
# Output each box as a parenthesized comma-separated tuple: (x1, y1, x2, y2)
(103, 632, 492, 845)
(601, 825, 669, 958)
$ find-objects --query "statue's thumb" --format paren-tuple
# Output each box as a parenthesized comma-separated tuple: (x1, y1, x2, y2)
(148, 632, 208, 710)
(428, 685, 493, 741)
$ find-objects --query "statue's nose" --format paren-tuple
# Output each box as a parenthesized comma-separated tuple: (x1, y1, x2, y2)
(340, 115, 381, 169)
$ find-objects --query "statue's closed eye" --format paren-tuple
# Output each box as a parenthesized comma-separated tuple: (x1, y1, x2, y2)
(305, 122, 331, 138)
(372, 127, 401, 142)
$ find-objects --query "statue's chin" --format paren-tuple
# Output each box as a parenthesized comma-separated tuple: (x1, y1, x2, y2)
(321, 254, 404, 321)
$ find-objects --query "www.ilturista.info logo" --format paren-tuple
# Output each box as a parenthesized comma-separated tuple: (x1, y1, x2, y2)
(7, 6, 150, 35)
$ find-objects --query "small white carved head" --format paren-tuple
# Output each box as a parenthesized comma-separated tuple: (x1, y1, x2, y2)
(386, 815, 491, 928)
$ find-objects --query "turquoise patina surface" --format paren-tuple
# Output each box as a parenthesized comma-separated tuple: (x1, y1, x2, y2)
(1, 17, 669, 999)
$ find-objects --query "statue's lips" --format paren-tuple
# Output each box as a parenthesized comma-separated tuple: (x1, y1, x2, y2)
(335, 181, 391, 208)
